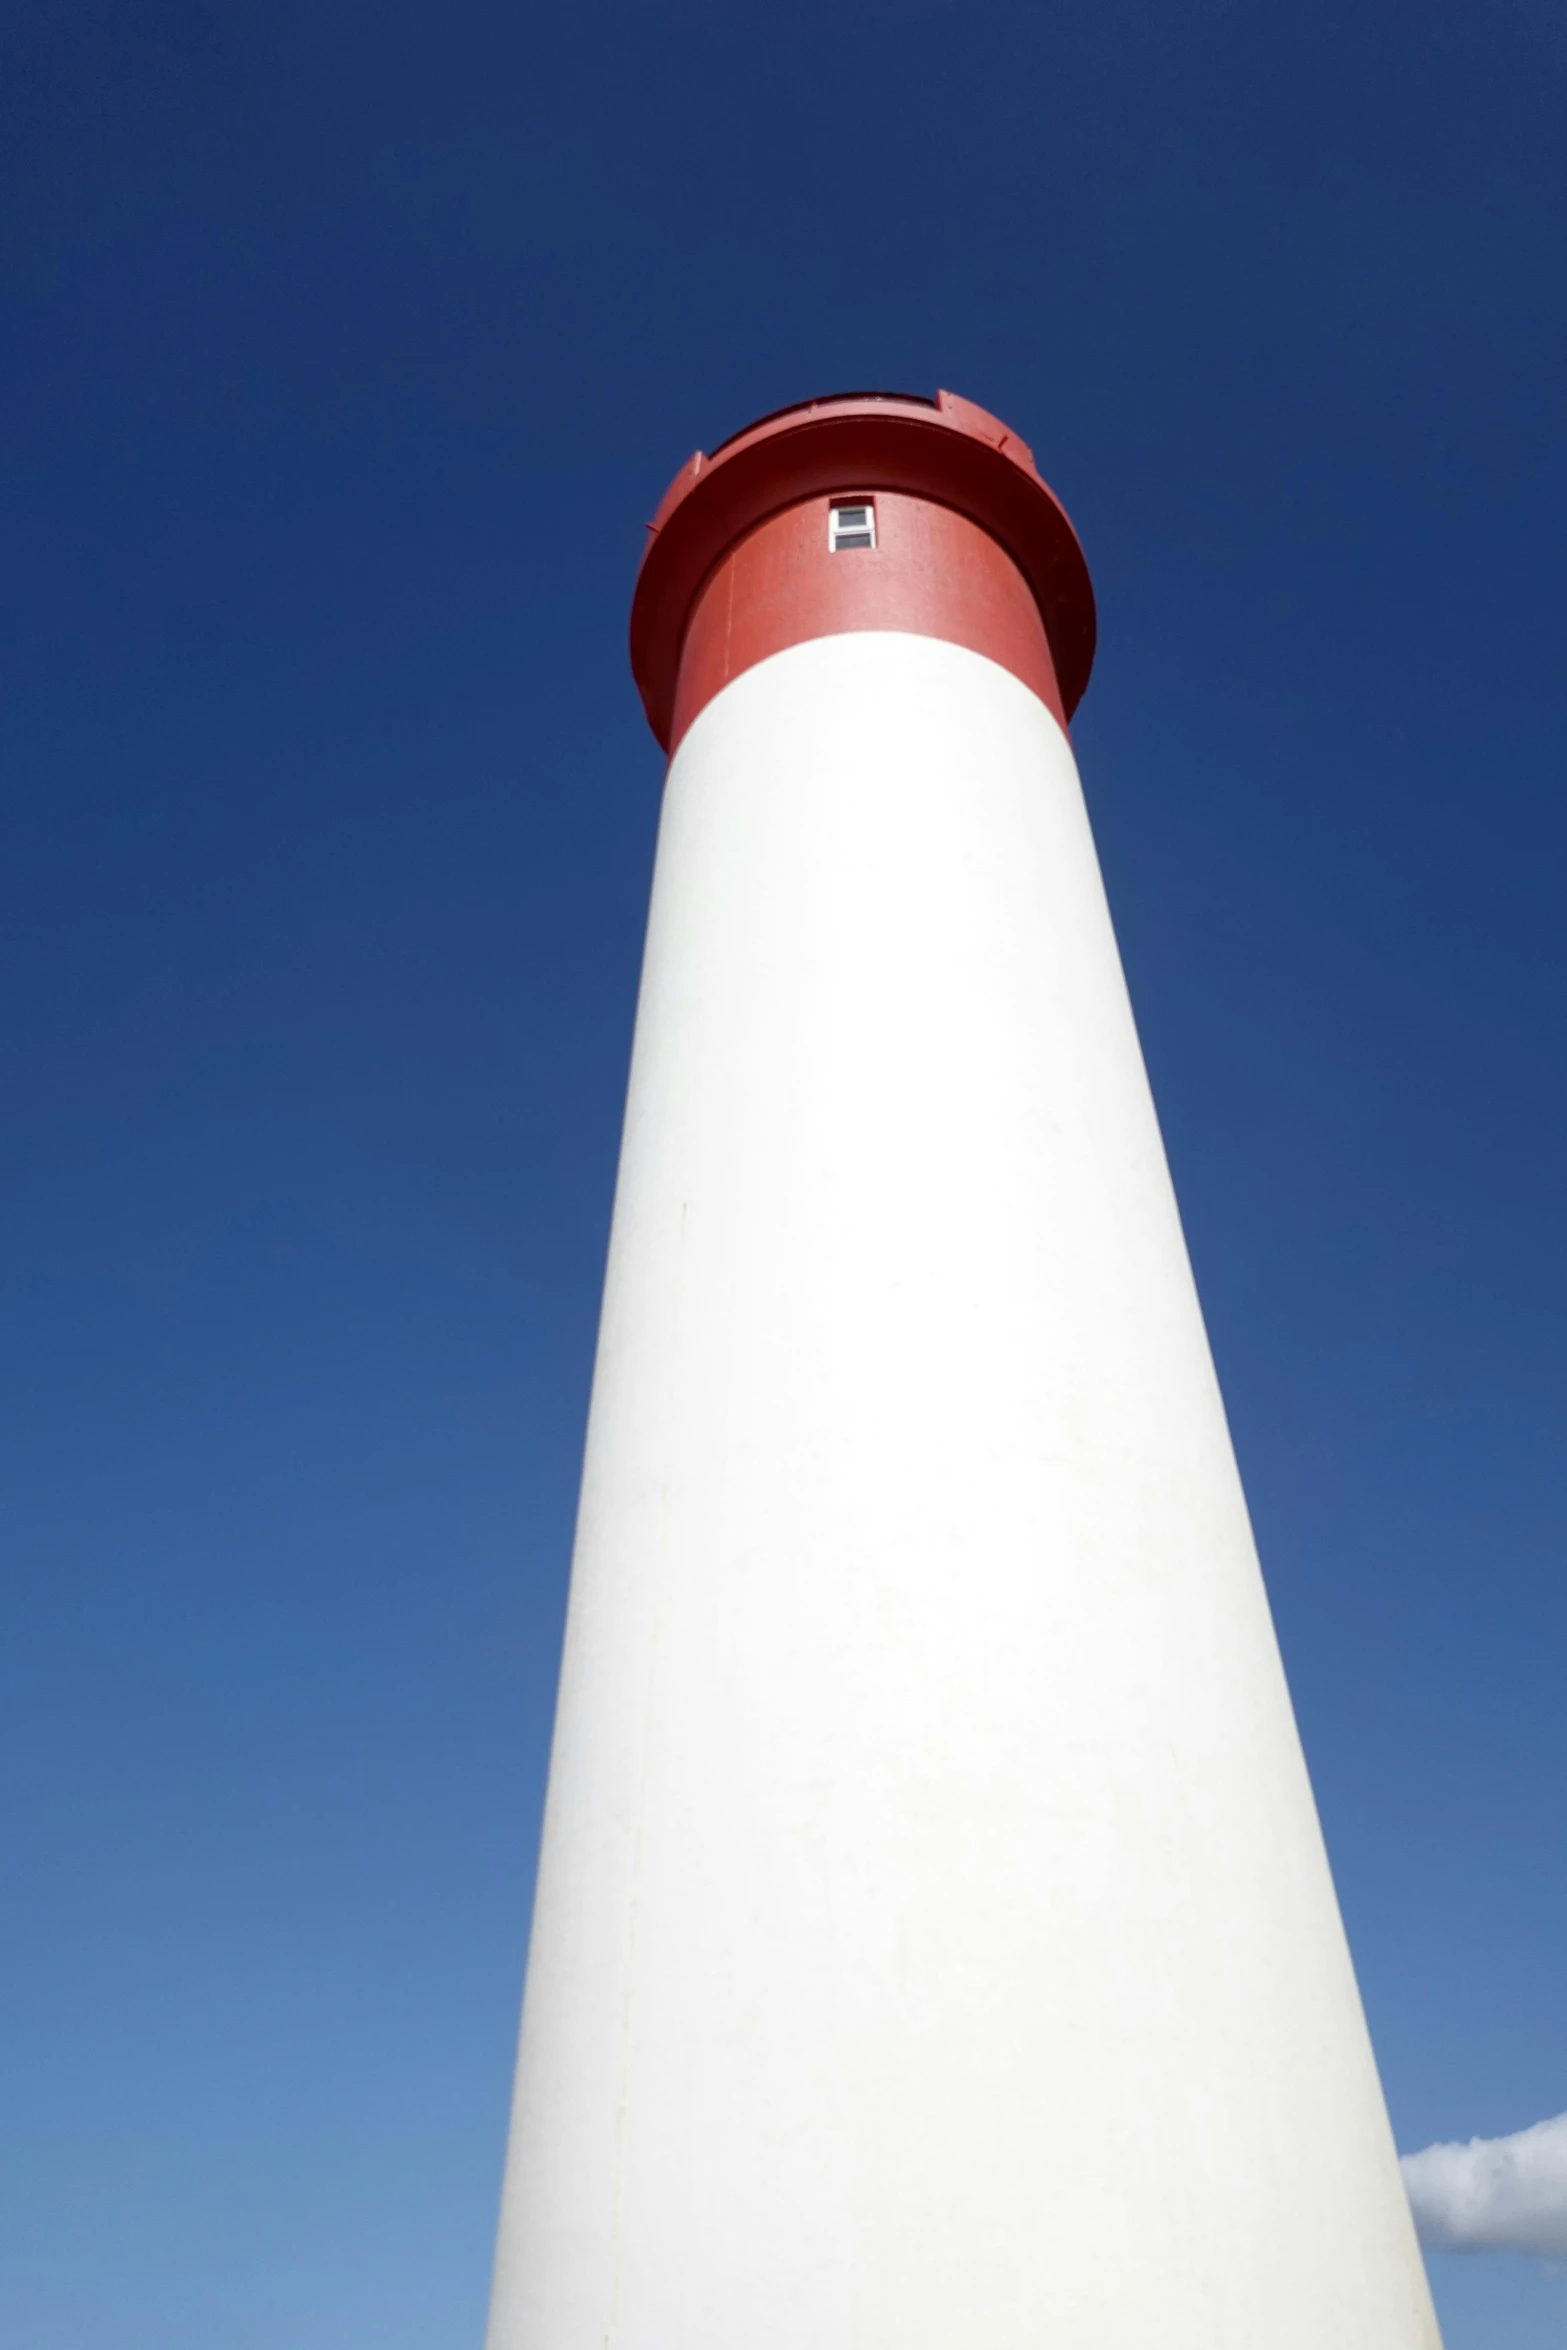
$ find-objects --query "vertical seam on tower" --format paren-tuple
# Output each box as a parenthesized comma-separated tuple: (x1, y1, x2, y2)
(722, 556, 735, 685)
(604, 1197, 688, 2350)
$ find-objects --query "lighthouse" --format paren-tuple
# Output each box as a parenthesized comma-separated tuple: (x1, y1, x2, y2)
(484, 391, 1440, 2349)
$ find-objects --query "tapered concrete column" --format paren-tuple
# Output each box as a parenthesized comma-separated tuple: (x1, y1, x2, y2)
(485, 392, 1441, 2350)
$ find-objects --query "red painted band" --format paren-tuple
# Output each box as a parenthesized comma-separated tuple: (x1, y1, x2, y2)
(630, 390, 1096, 753)
(670, 490, 1065, 753)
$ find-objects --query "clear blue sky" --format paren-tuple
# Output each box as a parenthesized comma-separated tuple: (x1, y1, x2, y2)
(2, 1, 1563, 2343)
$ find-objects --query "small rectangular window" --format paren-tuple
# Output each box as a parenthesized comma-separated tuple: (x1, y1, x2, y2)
(829, 500, 876, 552)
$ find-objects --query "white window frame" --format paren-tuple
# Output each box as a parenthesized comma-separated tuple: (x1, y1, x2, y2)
(828, 499, 876, 552)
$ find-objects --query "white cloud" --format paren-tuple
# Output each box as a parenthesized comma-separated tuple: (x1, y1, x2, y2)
(1403, 2112, 1567, 2258)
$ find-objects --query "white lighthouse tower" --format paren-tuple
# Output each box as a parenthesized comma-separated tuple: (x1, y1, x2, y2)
(484, 391, 1440, 2350)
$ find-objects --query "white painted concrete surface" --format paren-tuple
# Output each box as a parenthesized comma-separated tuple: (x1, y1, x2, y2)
(486, 632, 1440, 2349)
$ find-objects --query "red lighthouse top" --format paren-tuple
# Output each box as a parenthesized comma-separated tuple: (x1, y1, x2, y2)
(629, 389, 1096, 753)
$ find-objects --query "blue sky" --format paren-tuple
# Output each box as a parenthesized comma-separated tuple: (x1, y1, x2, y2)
(2, 0, 1564, 2342)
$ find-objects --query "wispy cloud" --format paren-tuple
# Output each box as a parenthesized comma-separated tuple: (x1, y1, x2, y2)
(1403, 2113, 1567, 2257)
